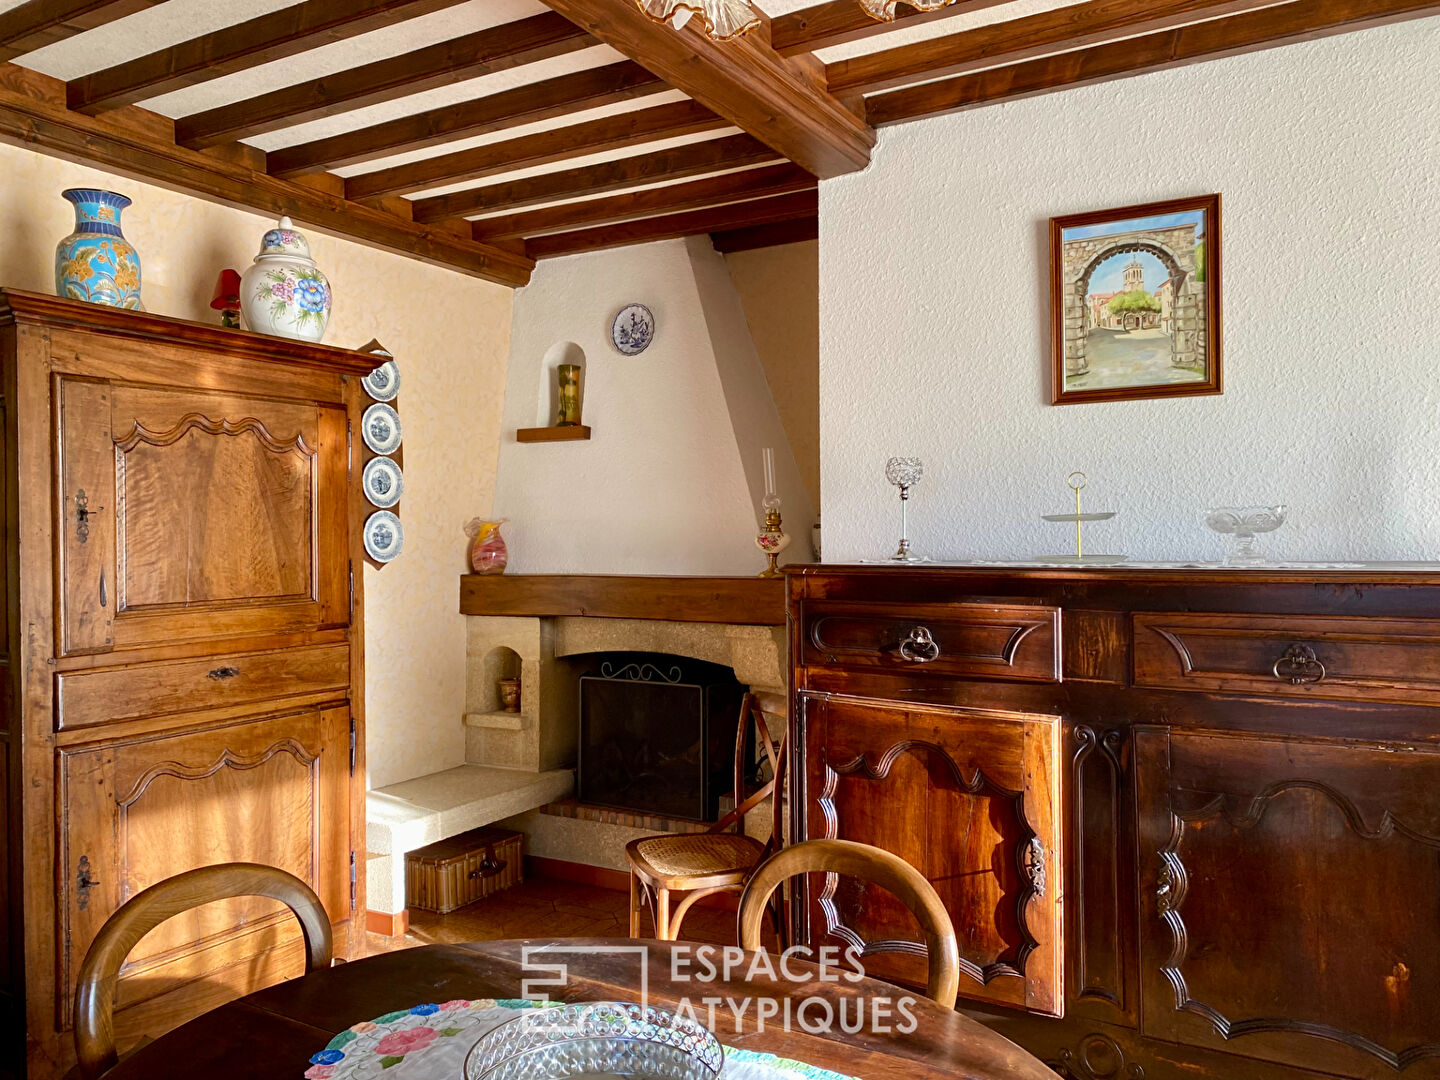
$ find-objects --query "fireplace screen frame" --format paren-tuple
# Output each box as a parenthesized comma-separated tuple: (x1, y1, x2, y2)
(576, 657, 742, 822)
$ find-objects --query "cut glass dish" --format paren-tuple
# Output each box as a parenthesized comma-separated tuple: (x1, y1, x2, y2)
(463, 1001, 723, 1080)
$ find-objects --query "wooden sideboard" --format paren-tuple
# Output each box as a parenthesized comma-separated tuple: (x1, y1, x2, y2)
(787, 565, 1440, 1080)
(0, 292, 374, 1079)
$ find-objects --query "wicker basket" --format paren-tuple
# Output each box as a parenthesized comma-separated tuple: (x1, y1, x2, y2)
(405, 826, 523, 914)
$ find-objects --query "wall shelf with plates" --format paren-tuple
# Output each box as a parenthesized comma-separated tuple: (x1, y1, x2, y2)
(357, 339, 404, 568)
(516, 425, 591, 443)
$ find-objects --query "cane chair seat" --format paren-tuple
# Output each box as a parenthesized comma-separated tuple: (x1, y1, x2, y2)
(628, 833, 765, 886)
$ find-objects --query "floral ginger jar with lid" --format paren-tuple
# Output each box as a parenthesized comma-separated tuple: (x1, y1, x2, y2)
(240, 215, 331, 342)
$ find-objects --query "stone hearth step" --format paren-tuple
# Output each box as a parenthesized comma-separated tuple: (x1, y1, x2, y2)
(366, 765, 574, 915)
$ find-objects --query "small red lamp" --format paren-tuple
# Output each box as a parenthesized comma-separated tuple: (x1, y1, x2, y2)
(210, 269, 242, 328)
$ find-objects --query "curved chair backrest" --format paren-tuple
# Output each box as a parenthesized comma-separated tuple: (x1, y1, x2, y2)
(737, 838, 960, 1008)
(74, 862, 332, 1079)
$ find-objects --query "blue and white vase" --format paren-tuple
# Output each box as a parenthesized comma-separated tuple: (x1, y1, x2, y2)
(54, 189, 143, 310)
(240, 215, 331, 342)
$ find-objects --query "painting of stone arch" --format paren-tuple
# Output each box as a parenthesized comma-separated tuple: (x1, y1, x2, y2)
(1050, 194, 1222, 405)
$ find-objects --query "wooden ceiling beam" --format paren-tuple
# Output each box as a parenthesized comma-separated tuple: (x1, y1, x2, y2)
(711, 216, 819, 253)
(0, 63, 532, 285)
(411, 132, 781, 223)
(539, 0, 872, 178)
(867, 0, 1440, 125)
(526, 191, 818, 258)
(174, 12, 595, 150)
(266, 61, 664, 177)
(345, 100, 726, 202)
(66, 0, 475, 114)
(471, 163, 815, 241)
(0, 0, 163, 62)
(769, 0, 1011, 56)
(828, 0, 1286, 94)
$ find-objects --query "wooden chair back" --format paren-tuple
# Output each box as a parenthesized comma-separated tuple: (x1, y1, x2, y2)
(737, 838, 961, 1008)
(74, 862, 332, 1079)
(710, 691, 785, 851)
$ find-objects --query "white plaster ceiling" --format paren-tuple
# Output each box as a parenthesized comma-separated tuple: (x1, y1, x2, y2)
(2, 0, 1249, 222)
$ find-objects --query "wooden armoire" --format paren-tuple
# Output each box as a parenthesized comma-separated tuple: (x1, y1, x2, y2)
(0, 291, 372, 1079)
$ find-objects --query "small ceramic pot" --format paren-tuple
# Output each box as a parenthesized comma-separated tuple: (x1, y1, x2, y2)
(240, 216, 331, 342)
(466, 519, 509, 574)
(498, 677, 521, 713)
(55, 189, 143, 310)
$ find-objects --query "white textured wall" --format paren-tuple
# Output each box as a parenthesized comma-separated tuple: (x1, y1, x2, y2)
(493, 237, 813, 574)
(725, 241, 820, 506)
(820, 19, 1440, 564)
(0, 142, 513, 790)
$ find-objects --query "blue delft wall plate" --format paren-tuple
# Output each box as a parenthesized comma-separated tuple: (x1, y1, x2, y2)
(364, 510, 404, 563)
(611, 303, 655, 355)
(361, 403, 402, 455)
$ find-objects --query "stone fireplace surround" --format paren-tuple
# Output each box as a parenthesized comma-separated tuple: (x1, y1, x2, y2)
(365, 576, 787, 926)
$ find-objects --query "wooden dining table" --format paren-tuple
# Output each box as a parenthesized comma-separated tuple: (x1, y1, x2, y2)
(106, 939, 1056, 1079)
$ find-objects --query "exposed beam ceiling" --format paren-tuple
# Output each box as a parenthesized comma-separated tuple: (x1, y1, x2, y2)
(174, 12, 596, 150)
(540, 0, 873, 178)
(866, 0, 1440, 125)
(0, 64, 532, 285)
(827, 0, 1287, 95)
(770, 0, 1012, 55)
(346, 99, 726, 202)
(471, 163, 816, 241)
(412, 132, 782, 222)
(0, 0, 1431, 276)
(0, 0, 163, 63)
(711, 216, 819, 253)
(265, 61, 666, 177)
(67, 0, 475, 114)
(527, 190, 819, 258)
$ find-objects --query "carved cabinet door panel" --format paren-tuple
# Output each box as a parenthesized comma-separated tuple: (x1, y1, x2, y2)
(800, 693, 1063, 1015)
(56, 374, 350, 655)
(55, 707, 351, 1050)
(1135, 727, 1440, 1079)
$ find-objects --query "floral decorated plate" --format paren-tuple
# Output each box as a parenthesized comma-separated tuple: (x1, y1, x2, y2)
(363, 358, 401, 402)
(362, 456, 403, 509)
(361, 403, 402, 455)
(611, 303, 654, 355)
(363, 510, 403, 563)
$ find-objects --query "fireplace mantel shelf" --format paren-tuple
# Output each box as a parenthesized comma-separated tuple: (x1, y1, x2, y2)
(459, 573, 786, 626)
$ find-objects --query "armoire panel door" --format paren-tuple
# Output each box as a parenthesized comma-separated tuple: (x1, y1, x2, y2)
(56, 374, 350, 655)
(800, 693, 1063, 1016)
(55, 706, 351, 1044)
(1135, 727, 1440, 1080)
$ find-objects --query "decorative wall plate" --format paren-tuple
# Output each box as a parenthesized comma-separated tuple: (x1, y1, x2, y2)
(364, 510, 404, 562)
(611, 303, 655, 355)
(362, 455, 403, 509)
(363, 358, 401, 402)
(361, 402, 402, 454)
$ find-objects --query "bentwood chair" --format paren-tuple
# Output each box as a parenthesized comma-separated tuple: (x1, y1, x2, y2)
(738, 838, 961, 1008)
(73, 863, 332, 1079)
(626, 691, 786, 942)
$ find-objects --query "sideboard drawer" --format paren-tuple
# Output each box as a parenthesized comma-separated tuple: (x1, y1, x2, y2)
(803, 601, 1061, 682)
(57, 643, 351, 730)
(1133, 613, 1440, 704)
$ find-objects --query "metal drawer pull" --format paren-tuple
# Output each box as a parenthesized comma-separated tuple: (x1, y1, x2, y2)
(207, 666, 241, 680)
(1273, 644, 1325, 685)
(898, 626, 940, 663)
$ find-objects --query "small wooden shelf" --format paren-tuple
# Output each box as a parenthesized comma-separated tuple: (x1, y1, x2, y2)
(516, 425, 591, 443)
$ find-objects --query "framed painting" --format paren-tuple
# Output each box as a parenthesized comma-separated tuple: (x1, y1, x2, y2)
(1050, 193, 1222, 405)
